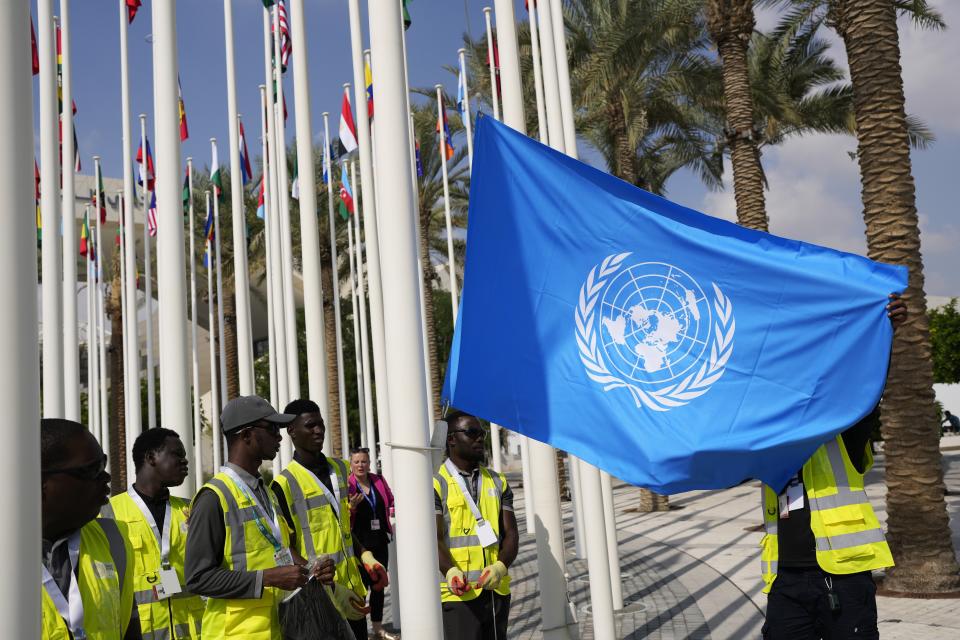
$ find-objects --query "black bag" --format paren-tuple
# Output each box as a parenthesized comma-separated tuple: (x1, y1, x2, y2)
(279, 579, 357, 640)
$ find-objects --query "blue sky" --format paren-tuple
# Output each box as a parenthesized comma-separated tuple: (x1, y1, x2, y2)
(33, 0, 957, 296)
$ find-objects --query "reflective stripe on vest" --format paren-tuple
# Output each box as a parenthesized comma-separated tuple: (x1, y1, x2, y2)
(758, 435, 893, 592)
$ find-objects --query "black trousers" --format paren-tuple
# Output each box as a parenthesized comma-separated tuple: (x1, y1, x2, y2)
(763, 568, 879, 640)
(359, 539, 390, 623)
(442, 592, 510, 640)
(349, 617, 368, 640)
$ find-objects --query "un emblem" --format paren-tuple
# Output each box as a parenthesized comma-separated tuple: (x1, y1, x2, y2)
(575, 253, 735, 411)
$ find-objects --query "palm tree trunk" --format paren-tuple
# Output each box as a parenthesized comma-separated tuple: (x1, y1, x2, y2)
(419, 208, 442, 421)
(107, 251, 127, 492)
(831, 0, 960, 593)
(556, 451, 570, 500)
(223, 286, 240, 401)
(708, 0, 768, 232)
(321, 254, 343, 454)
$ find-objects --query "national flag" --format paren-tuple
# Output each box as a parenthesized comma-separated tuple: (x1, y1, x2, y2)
(182, 166, 191, 208)
(487, 36, 501, 95)
(239, 119, 253, 185)
(436, 96, 454, 161)
(262, 1, 275, 7)
(147, 192, 158, 237)
(338, 163, 353, 220)
(73, 128, 81, 172)
(178, 77, 189, 141)
(403, 0, 412, 30)
(256, 177, 266, 219)
(136, 135, 155, 191)
(365, 60, 374, 120)
(94, 171, 107, 223)
(339, 92, 358, 156)
(35, 158, 40, 201)
(443, 117, 908, 494)
(31, 18, 39, 75)
(80, 212, 92, 258)
(322, 136, 330, 185)
(211, 142, 223, 201)
(415, 139, 423, 178)
(291, 162, 299, 200)
(276, 1, 292, 70)
(457, 67, 466, 117)
(203, 200, 215, 268)
(126, 0, 142, 24)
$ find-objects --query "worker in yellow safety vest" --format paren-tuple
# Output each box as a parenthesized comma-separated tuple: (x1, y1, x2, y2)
(759, 294, 905, 640)
(41, 418, 138, 639)
(184, 396, 335, 640)
(434, 410, 519, 640)
(272, 398, 390, 640)
(101, 428, 205, 639)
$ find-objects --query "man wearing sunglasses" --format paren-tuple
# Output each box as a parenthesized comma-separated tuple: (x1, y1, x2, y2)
(184, 395, 335, 639)
(101, 428, 205, 639)
(272, 399, 389, 640)
(434, 410, 518, 640)
(40, 418, 140, 639)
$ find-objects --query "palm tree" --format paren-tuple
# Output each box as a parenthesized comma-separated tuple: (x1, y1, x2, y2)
(706, 0, 769, 230)
(824, 0, 959, 594)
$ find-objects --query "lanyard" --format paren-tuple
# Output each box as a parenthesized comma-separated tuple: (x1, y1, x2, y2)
(359, 480, 377, 512)
(221, 467, 283, 552)
(41, 531, 85, 638)
(444, 460, 487, 526)
(127, 489, 173, 568)
(298, 461, 342, 521)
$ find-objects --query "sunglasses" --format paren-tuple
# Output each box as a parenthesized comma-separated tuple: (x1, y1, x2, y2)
(350, 447, 370, 455)
(449, 427, 486, 440)
(242, 422, 282, 436)
(43, 454, 108, 481)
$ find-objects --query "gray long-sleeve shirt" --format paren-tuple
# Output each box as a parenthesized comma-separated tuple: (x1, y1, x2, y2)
(183, 463, 267, 599)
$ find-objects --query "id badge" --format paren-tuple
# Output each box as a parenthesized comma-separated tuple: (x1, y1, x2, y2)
(154, 568, 182, 599)
(370, 518, 381, 531)
(274, 547, 294, 567)
(785, 479, 805, 512)
(476, 519, 498, 548)
(778, 492, 790, 519)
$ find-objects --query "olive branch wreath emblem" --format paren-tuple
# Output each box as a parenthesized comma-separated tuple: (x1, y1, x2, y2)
(574, 253, 735, 412)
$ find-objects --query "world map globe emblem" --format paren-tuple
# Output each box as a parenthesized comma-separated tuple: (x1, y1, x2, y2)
(598, 262, 712, 386)
(576, 253, 735, 411)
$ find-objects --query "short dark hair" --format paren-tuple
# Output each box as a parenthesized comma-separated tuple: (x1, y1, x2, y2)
(132, 428, 180, 472)
(444, 409, 475, 432)
(284, 398, 321, 416)
(41, 419, 88, 470)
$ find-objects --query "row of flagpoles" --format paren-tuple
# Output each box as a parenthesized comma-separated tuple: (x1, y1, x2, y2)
(13, 0, 635, 636)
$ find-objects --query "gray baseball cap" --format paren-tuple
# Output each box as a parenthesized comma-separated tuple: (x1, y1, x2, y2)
(221, 395, 296, 434)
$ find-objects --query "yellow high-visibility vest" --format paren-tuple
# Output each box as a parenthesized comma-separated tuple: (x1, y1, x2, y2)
(273, 459, 367, 597)
(41, 519, 135, 639)
(102, 491, 204, 639)
(196, 471, 292, 640)
(434, 462, 511, 603)
(760, 435, 894, 592)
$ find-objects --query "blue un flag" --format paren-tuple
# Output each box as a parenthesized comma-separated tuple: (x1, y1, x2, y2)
(443, 117, 908, 494)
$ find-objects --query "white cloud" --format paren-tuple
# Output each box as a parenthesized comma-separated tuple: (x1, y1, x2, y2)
(898, 1, 960, 135)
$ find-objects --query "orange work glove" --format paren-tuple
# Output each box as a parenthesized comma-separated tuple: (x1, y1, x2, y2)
(361, 550, 389, 591)
(445, 566, 471, 596)
(477, 561, 508, 591)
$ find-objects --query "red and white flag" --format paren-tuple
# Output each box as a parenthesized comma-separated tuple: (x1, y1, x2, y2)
(276, 1, 292, 69)
(147, 192, 158, 237)
(339, 92, 358, 155)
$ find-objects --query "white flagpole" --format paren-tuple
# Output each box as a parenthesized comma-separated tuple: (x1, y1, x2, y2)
(483, 7, 501, 122)
(368, 0, 444, 635)
(323, 112, 348, 459)
(260, 83, 289, 412)
(39, 0, 63, 417)
(550, 0, 577, 153)
(434, 86, 459, 324)
(288, 0, 331, 424)
(349, 0, 392, 474)
(0, 5, 41, 623)
(532, 0, 564, 150)
(346, 198, 365, 457)
(140, 115, 156, 430)
(187, 158, 203, 488)
(457, 48, 474, 172)
(527, 0, 548, 144)
(60, 1, 80, 420)
(492, 1, 576, 635)
(118, 1, 142, 448)
(84, 217, 97, 439)
(261, 92, 280, 413)
(601, 470, 624, 609)
(150, 0, 194, 497)
(205, 191, 222, 471)
(211, 139, 229, 408)
(272, 3, 301, 408)
(352, 163, 376, 461)
(117, 188, 132, 467)
(95, 210, 110, 471)
(222, 0, 255, 395)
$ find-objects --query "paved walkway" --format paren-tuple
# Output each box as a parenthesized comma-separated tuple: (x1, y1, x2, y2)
(500, 442, 960, 639)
